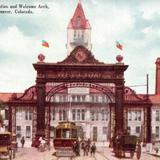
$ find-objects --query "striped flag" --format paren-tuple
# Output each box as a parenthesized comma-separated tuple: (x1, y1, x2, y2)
(42, 40, 49, 48)
(116, 41, 123, 50)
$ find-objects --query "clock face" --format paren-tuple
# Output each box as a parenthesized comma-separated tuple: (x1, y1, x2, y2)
(75, 51, 86, 62)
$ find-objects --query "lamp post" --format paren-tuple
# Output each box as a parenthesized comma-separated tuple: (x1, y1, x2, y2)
(46, 96, 51, 150)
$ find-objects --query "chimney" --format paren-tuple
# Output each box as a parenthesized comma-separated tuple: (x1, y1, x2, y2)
(155, 58, 160, 94)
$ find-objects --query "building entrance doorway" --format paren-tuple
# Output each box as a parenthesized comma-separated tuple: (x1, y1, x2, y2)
(93, 126, 97, 141)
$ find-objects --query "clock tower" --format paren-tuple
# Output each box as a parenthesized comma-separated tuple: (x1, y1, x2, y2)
(66, 1, 92, 54)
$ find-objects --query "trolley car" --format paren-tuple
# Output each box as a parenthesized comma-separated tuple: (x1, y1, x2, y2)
(53, 122, 77, 157)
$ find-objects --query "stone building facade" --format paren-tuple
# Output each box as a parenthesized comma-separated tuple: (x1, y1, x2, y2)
(0, 1, 160, 146)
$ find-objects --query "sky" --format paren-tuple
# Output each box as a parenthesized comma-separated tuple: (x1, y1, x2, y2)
(0, 0, 160, 94)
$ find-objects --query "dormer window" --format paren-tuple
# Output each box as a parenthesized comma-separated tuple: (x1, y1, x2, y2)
(77, 16, 81, 27)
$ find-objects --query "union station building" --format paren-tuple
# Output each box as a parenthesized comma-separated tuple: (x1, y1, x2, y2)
(0, 2, 160, 146)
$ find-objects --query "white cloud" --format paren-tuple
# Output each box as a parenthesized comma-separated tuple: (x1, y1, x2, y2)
(0, 26, 39, 55)
(139, 1, 160, 20)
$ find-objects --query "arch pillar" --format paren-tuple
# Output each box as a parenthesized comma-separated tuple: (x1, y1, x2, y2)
(115, 81, 125, 134)
(8, 105, 12, 132)
(36, 82, 46, 135)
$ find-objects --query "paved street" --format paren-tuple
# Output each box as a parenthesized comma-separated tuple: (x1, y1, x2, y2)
(12, 146, 160, 160)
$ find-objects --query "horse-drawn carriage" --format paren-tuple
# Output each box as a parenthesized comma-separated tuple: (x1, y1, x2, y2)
(113, 134, 141, 159)
(0, 132, 16, 160)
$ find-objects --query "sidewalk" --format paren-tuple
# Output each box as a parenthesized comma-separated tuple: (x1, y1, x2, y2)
(144, 150, 160, 157)
(143, 143, 160, 158)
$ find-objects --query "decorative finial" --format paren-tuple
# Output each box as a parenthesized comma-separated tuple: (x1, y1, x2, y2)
(38, 54, 45, 63)
(116, 55, 123, 63)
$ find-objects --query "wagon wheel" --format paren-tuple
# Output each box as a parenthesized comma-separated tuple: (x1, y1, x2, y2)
(117, 145, 123, 158)
(136, 144, 141, 160)
(115, 147, 118, 157)
(119, 148, 123, 158)
(130, 151, 134, 158)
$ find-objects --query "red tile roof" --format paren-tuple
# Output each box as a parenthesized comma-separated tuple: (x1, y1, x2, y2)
(68, 1, 91, 29)
(149, 94, 160, 104)
(0, 93, 23, 102)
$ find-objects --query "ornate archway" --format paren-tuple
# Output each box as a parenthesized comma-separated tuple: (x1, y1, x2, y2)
(45, 82, 115, 140)
(33, 46, 128, 136)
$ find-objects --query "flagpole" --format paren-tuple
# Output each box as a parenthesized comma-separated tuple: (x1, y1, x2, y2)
(146, 74, 149, 100)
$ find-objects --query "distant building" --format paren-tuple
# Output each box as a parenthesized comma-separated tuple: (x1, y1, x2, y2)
(0, 1, 160, 146)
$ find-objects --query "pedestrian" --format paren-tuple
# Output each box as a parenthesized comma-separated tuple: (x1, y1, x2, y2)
(81, 140, 86, 156)
(75, 139, 80, 156)
(90, 143, 96, 157)
(83, 140, 89, 156)
(20, 136, 25, 148)
(87, 138, 91, 153)
(72, 141, 77, 155)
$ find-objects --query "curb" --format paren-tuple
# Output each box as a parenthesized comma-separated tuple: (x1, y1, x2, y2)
(144, 152, 160, 157)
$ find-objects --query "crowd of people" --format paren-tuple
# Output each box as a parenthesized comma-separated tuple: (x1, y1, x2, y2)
(72, 138, 96, 157)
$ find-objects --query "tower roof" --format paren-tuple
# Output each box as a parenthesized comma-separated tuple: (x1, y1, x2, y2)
(68, 1, 91, 29)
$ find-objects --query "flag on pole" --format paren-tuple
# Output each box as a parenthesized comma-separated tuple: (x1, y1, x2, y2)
(116, 41, 123, 50)
(42, 40, 49, 48)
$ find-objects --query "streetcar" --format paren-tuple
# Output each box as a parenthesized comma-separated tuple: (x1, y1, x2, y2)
(53, 121, 77, 157)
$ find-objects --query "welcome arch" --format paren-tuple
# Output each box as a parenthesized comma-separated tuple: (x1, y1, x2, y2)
(33, 46, 128, 136)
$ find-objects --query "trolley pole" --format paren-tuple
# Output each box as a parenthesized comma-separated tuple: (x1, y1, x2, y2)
(146, 74, 152, 152)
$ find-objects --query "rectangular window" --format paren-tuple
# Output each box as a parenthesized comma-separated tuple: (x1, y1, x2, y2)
(91, 110, 94, 121)
(25, 109, 32, 120)
(16, 126, 21, 138)
(128, 111, 132, 121)
(77, 96, 80, 102)
(59, 96, 63, 102)
(74, 30, 76, 38)
(103, 127, 107, 134)
(91, 95, 94, 102)
(82, 95, 86, 102)
(59, 110, 62, 121)
(72, 95, 76, 102)
(102, 110, 107, 121)
(81, 109, 85, 120)
(29, 110, 32, 120)
(62, 95, 67, 102)
(155, 126, 159, 138)
(77, 109, 80, 120)
(5, 109, 9, 120)
(52, 109, 55, 120)
(26, 126, 31, 138)
(105, 111, 108, 121)
(136, 126, 140, 134)
(135, 111, 141, 121)
(156, 110, 160, 121)
(25, 110, 28, 120)
(96, 111, 98, 121)
(95, 96, 98, 103)
(102, 96, 106, 103)
(102, 110, 105, 121)
(63, 109, 67, 120)
(93, 126, 97, 141)
(72, 109, 76, 120)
